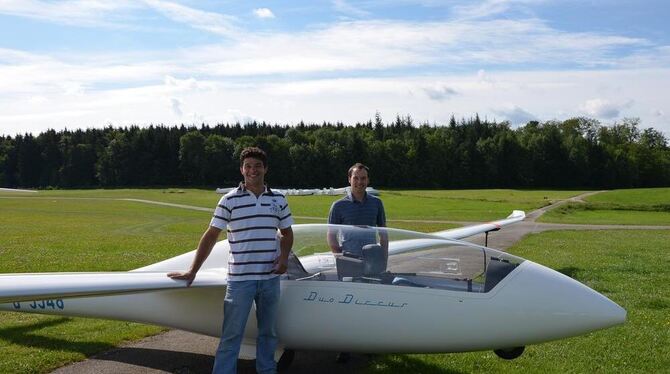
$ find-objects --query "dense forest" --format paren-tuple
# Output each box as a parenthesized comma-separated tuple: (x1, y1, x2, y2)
(1, 114, 668, 189)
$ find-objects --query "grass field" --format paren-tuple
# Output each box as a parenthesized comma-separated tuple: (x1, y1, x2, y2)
(0, 197, 209, 374)
(0, 187, 583, 222)
(540, 187, 670, 225)
(0, 188, 668, 373)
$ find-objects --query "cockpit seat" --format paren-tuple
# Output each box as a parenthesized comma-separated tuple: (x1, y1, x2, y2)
(336, 254, 363, 280)
(361, 243, 387, 276)
(336, 243, 387, 280)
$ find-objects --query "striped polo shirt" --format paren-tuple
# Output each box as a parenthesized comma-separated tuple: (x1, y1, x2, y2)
(210, 184, 294, 281)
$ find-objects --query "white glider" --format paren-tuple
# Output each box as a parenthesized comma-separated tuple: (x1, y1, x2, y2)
(0, 210, 625, 367)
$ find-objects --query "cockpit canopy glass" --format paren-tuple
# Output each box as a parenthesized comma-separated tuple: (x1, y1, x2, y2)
(287, 224, 524, 293)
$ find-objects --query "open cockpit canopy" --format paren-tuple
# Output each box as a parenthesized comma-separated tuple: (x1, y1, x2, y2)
(286, 224, 525, 293)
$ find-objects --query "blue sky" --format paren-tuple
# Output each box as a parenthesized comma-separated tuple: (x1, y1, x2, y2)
(0, 0, 669, 136)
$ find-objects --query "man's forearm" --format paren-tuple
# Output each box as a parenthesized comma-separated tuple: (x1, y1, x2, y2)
(380, 231, 389, 251)
(189, 228, 219, 273)
(327, 232, 341, 252)
(279, 228, 294, 261)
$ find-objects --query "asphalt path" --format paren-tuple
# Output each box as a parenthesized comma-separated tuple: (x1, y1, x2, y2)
(50, 192, 670, 373)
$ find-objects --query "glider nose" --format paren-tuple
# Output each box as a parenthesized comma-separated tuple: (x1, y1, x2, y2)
(497, 261, 626, 340)
(570, 282, 626, 329)
(531, 261, 626, 328)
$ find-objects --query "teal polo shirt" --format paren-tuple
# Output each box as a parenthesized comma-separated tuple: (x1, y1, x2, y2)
(327, 189, 386, 256)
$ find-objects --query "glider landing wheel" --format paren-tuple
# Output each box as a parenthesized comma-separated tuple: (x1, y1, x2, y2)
(494, 346, 525, 360)
(277, 349, 295, 371)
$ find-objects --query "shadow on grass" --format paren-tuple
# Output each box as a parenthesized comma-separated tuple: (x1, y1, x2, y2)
(0, 317, 116, 354)
(367, 354, 466, 374)
(556, 266, 581, 278)
(642, 297, 670, 310)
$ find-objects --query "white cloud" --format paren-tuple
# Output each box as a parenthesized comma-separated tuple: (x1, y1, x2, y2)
(452, 0, 542, 20)
(142, 0, 239, 37)
(61, 82, 86, 96)
(581, 98, 633, 119)
(477, 69, 496, 84)
(223, 109, 257, 125)
(0, 49, 178, 97)
(332, 0, 370, 18)
(170, 97, 183, 117)
(492, 105, 537, 124)
(178, 19, 648, 78)
(0, 3, 669, 136)
(0, 0, 240, 36)
(2, 68, 668, 137)
(0, 0, 141, 28)
(423, 85, 458, 101)
(253, 8, 275, 19)
(163, 75, 210, 91)
(0, 17, 652, 92)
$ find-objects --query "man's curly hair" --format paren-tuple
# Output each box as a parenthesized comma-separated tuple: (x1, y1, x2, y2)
(239, 147, 268, 167)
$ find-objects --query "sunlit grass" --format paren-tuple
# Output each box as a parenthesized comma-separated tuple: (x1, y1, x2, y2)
(1, 188, 666, 373)
(0, 315, 161, 374)
(0, 187, 585, 222)
(587, 187, 670, 206)
(0, 197, 210, 373)
(540, 188, 670, 225)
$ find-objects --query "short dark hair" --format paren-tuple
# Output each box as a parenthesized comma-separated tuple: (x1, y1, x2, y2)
(240, 147, 267, 167)
(348, 162, 369, 178)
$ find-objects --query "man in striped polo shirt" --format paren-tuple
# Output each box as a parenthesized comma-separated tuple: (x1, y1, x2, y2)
(169, 147, 293, 374)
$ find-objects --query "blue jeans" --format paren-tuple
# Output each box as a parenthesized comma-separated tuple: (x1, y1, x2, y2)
(212, 276, 280, 374)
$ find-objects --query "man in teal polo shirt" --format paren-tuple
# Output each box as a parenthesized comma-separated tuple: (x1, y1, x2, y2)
(327, 163, 387, 255)
(326, 162, 387, 363)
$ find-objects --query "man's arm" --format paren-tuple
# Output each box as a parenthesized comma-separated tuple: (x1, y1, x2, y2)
(327, 230, 341, 253)
(378, 200, 388, 252)
(327, 202, 342, 253)
(167, 226, 221, 286)
(379, 229, 389, 253)
(273, 227, 294, 274)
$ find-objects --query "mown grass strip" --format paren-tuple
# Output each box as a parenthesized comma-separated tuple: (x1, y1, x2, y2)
(540, 188, 670, 225)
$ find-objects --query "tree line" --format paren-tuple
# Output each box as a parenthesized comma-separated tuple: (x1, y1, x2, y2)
(1, 115, 668, 189)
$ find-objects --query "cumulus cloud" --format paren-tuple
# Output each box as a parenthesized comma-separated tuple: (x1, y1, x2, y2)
(1, 1, 669, 136)
(223, 109, 256, 125)
(170, 97, 183, 117)
(492, 105, 537, 125)
(477, 69, 496, 84)
(423, 85, 458, 101)
(164, 75, 200, 91)
(582, 98, 633, 119)
(253, 8, 275, 19)
(61, 81, 85, 96)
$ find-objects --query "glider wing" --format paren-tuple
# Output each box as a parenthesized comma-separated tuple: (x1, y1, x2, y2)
(0, 270, 227, 304)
